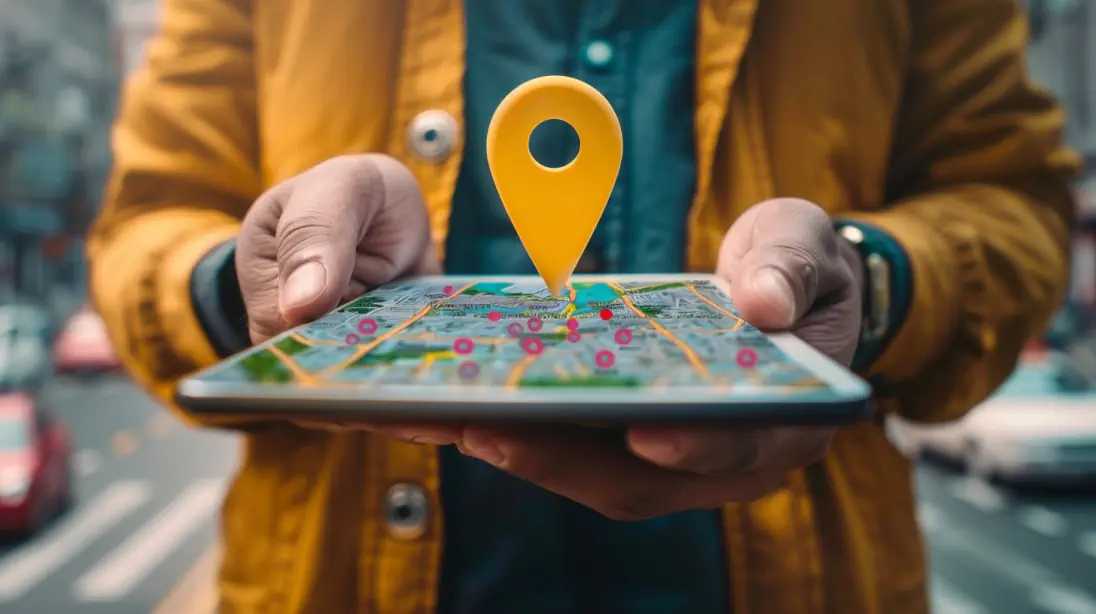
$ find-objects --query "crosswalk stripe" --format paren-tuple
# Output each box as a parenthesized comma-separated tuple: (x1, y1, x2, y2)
(73, 480, 225, 602)
(1030, 584, 1096, 614)
(1017, 505, 1068, 538)
(931, 574, 986, 614)
(1080, 532, 1096, 560)
(0, 480, 151, 601)
(949, 476, 1006, 512)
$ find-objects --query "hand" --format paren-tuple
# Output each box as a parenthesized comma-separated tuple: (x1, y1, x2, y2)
(457, 198, 865, 519)
(236, 154, 462, 443)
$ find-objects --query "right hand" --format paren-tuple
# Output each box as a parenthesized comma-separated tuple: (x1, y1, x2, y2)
(236, 154, 460, 443)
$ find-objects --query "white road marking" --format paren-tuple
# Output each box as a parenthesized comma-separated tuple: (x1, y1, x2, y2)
(918, 503, 942, 533)
(931, 574, 987, 614)
(1018, 505, 1069, 537)
(1031, 584, 1096, 614)
(949, 477, 1006, 512)
(933, 523, 1056, 586)
(74, 480, 226, 602)
(1080, 532, 1096, 559)
(0, 481, 151, 601)
(72, 449, 101, 478)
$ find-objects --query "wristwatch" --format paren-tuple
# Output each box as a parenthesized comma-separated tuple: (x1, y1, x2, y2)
(835, 222, 894, 372)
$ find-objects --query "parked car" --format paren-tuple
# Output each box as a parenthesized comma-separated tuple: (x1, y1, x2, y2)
(0, 390, 72, 535)
(887, 363, 1096, 484)
(52, 305, 119, 375)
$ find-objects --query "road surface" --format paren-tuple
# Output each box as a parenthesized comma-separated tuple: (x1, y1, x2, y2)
(0, 376, 1093, 613)
(0, 376, 236, 614)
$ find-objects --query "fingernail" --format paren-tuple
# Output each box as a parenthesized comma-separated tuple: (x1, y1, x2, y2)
(282, 261, 328, 310)
(752, 267, 796, 327)
(629, 433, 681, 465)
(460, 438, 506, 466)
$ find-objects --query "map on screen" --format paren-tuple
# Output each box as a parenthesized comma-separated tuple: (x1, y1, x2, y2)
(200, 278, 828, 392)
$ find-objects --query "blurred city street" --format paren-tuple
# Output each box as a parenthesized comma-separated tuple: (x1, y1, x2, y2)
(0, 375, 236, 614)
(0, 372, 1093, 613)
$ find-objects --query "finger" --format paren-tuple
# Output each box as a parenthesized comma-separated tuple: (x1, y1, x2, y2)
(276, 155, 431, 323)
(626, 426, 834, 476)
(718, 199, 846, 330)
(294, 420, 463, 445)
(348, 155, 434, 287)
(457, 425, 716, 520)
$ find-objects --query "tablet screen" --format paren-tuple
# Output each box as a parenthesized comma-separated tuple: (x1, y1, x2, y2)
(194, 275, 851, 397)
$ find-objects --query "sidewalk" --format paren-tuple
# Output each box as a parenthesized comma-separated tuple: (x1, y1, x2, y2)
(153, 546, 219, 614)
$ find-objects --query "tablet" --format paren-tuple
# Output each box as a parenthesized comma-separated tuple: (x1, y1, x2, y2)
(175, 274, 873, 425)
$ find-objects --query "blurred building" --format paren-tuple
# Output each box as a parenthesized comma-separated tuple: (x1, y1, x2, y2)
(0, 0, 118, 309)
(1027, 0, 1096, 315)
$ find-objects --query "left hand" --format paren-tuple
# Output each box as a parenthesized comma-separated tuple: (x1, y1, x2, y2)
(457, 198, 866, 519)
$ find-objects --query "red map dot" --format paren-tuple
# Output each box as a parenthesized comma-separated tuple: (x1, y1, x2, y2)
(566, 318, 579, 330)
(443, 285, 454, 294)
(522, 337, 544, 355)
(595, 349, 615, 368)
(507, 322, 524, 337)
(357, 318, 378, 335)
(458, 360, 480, 381)
(453, 337, 475, 355)
(344, 333, 360, 345)
(614, 328, 632, 345)
(527, 317, 544, 332)
(488, 311, 502, 322)
(599, 309, 613, 321)
(567, 331, 581, 343)
(736, 348, 758, 368)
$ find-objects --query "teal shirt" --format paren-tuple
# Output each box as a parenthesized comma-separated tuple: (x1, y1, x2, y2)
(439, 2, 728, 614)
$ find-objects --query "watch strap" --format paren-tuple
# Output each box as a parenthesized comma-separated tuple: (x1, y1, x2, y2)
(835, 220, 913, 374)
(189, 238, 251, 358)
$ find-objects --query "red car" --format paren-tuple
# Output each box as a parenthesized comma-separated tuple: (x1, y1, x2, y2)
(52, 306, 120, 375)
(0, 392, 72, 535)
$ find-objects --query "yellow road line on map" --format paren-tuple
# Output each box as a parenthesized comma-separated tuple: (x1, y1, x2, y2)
(608, 282, 710, 379)
(316, 283, 476, 378)
(413, 354, 438, 379)
(506, 353, 539, 387)
(554, 364, 569, 380)
(269, 344, 318, 385)
(686, 283, 745, 331)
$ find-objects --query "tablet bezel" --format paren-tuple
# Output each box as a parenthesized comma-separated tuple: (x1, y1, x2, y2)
(175, 274, 874, 425)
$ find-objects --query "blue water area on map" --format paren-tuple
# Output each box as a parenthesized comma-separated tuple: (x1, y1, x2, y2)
(571, 283, 623, 307)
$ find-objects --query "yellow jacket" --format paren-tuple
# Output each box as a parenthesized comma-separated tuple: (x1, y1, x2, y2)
(88, 1, 1077, 612)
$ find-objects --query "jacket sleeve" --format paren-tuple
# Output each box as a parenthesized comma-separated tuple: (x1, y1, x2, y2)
(87, 0, 260, 427)
(848, 0, 1080, 422)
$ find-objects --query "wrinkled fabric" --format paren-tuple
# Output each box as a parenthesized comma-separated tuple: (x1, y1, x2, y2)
(87, 1, 1078, 613)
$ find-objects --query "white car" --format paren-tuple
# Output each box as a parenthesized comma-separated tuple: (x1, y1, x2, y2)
(888, 368, 1096, 483)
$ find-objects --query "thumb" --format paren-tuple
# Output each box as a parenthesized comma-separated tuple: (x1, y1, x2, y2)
(275, 159, 386, 324)
(721, 199, 837, 331)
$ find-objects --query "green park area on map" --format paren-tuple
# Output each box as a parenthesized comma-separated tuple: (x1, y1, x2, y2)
(204, 279, 826, 391)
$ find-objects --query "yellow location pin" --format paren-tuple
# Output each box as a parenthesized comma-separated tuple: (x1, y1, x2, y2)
(487, 76, 623, 297)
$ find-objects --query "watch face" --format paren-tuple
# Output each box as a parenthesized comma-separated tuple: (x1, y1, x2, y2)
(838, 224, 865, 244)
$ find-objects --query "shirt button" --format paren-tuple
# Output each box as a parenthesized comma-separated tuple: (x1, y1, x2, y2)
(385, 482, 429, 540)
(583, 40, 614, 69)
(407, 110, 458, 163)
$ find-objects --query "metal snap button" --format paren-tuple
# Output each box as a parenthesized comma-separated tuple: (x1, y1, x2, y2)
(583, 40, 614, 69)
(407, 110, 458, 163)
(385, 482, 429, 540)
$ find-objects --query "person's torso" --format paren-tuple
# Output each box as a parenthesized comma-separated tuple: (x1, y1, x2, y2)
(219, 2, 927, 613)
